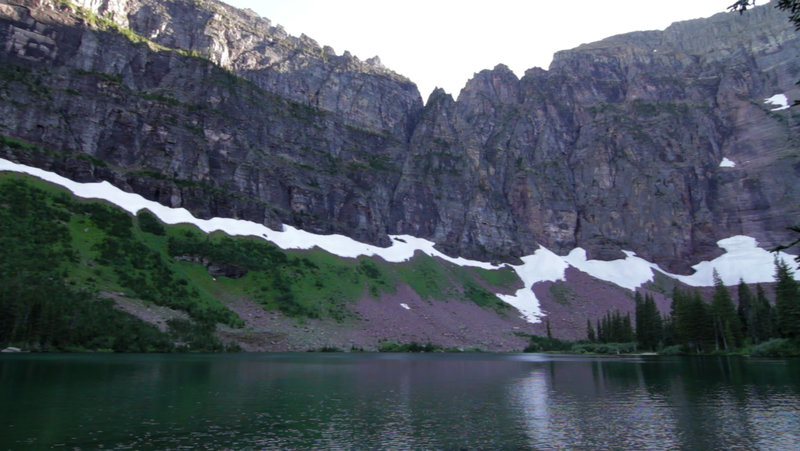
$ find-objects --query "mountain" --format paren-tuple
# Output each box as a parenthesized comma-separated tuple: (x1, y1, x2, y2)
(1, 0, 799, 348)
(2, 0, 798, 273)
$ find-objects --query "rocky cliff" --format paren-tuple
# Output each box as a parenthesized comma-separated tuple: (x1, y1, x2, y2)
(1, 0, 799, 272)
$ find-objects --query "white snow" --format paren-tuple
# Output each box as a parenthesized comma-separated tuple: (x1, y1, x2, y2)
(764, 94, 790, 111)
(564, 249, 660, 291)
(719, 157, 736, 168)
(496, 247, 569, 322)
(2, 157, 798, 325)
(663, 235, 798, 286)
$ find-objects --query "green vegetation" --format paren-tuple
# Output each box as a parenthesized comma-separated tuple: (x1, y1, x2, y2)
(576, 263, 800, 357)
(0, 173, 521, 351)
(0, 64, 51, 98)
(473, 265, 519, 287)
(522, 333, 638, 355)
(0, 177, 168, 351)
(523, 335, 574, 352)
(549, 281, 577, 306)
(634, 291, 663, 351)
(395, 253, 510, 312)
(376, 341, 483, 353)
(378, 341, 442, 352)
(528, 259, 800, 357)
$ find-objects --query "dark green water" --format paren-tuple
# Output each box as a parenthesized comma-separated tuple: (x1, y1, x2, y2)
(1, 353, 799, 450)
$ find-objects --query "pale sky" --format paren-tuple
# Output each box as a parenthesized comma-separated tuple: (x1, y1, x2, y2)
(222, 1, 735, 99)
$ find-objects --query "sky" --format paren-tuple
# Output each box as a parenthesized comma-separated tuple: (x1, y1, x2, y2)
(222, 0, 732, 98)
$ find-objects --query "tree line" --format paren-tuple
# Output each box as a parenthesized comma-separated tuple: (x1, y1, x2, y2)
(587, 261, 800, 355)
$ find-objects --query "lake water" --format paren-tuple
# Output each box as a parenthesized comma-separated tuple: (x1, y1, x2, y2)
(1, 353, 799, 449)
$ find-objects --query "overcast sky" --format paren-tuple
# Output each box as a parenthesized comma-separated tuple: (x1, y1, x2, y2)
(222, 1, 734, 98)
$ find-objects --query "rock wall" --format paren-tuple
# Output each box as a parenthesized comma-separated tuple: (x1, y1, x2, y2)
(1, 0, 799, 272)
(395, 4, 800, 270)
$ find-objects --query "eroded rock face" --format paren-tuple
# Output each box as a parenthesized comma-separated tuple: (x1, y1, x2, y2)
(395, 5, 800, 270)
(0, 0, 798, 272)
(71, 0, 423, 140)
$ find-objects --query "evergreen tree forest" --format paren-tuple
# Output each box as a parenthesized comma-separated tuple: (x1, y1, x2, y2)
(586, 262, 800, 356)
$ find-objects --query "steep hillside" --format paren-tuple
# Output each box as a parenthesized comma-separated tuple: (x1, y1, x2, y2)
(0, 168, 535, 350)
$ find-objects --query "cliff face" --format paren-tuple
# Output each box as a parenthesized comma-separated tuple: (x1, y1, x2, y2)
(1, 0, 799, 272)
(396, 5, 800, 270)
(71, 0, 423, 139)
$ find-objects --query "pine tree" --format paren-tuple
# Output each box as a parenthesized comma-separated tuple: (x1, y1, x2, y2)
(774, 258, 800, 339)
(622, 313, 634, 343)
(737, 279, 755, 342)
(596, 319, 603, 343)
(752, 284, 774, 343)
(637, 294, 663, 351)
(710, 270, 742, 351)
(586, 319, 596, 342)
(671, 287, 690, 348)
(635, 291, 645, 343)
(681, 289, 714, 353)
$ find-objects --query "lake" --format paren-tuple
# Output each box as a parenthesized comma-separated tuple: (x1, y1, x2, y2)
(1, 353, 799, 449)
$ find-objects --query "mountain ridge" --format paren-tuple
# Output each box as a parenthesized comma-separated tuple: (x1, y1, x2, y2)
(0, 0, 798, 273)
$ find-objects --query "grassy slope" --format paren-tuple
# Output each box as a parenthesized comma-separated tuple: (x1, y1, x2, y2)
(0, 171, 521, 351)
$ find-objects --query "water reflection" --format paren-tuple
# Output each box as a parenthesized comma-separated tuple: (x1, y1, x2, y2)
(1, 354, 799, 449)
(508, 356, 800, 449)
(509, 360, 679, 449)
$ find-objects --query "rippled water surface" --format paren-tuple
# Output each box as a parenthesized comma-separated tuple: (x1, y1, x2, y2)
(2, 353, 799, 449)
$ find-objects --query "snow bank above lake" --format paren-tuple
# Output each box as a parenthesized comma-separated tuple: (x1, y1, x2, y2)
(2, 157, 796, 324)
(665, 236, 797, 286)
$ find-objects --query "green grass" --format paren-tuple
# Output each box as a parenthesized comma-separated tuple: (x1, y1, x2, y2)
(396, 253, 511, 312)
(473, 266, 520, 288)
(549, 281, 577, 306)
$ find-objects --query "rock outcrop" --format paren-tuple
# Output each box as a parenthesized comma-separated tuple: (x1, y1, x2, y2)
(1, 0, 798, 272)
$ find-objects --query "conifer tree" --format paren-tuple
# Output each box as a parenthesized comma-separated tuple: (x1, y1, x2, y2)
(711, 270, 743, 350)
(587, 319, 596, 342)
(635, 291, 645, 342)
(675, 289, 714, 353)
(637, 294, 663, 351)
(774, 258, 800, 339)
(737, 279, 755, 342)
(752, 284, 775, 343)
(671, 287, 690, 347)
(622, 313, 634, 343)
(596, 319, 603, 343)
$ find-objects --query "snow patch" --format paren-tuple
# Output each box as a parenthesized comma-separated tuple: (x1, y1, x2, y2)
(496, 247, 568, 322)
(400, 303, 410, 310)
(719, 157, 736, 168)
(564, 249, 660, 291)
(663, 235, 798, 286)
(764, 94, 790, 111)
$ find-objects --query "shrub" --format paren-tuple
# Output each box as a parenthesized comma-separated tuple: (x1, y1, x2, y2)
(524, 335, 573, 352)
(136, 209, 165, 235)
(749, 338, 800, 358)
(571, 342, 638, 354)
